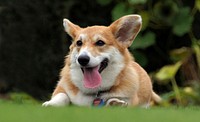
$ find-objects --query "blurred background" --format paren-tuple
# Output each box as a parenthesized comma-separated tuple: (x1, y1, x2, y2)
(0, 0, 200, 106)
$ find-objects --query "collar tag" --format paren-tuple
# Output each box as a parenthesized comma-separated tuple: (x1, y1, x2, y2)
(92, 98, 105, 107)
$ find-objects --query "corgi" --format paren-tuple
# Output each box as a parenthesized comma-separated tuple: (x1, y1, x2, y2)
(43, 15, 161, 107)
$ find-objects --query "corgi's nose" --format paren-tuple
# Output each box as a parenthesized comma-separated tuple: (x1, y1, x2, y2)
(78, 55, 90, 66)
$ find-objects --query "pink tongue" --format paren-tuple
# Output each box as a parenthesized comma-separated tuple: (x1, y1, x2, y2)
(83, 66, 102, 88)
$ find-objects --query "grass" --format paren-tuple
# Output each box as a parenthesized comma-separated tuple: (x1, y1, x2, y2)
(0, 102, 200, 122)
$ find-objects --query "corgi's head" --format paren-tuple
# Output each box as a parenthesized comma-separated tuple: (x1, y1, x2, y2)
(63, 15, 142, 93)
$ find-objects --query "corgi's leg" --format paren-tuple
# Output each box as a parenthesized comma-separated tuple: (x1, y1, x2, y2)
(106, 98, 128, 107)
(100, 88, 140, 106)
(42, 85, 70, 107)
(100, 91, 131, 106)
(131, 94, 139, 106)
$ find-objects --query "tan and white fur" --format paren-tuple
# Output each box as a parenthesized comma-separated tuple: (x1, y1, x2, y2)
(43, 15, 161, 107)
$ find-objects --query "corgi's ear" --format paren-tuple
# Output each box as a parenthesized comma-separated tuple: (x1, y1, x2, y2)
(109, 15, 142, 48)
(63, 19, 81, 39)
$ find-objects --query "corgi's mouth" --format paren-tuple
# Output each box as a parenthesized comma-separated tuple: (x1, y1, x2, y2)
(81, 58, 108, 73)
(99, 58, 109, 73)
(81, 58, 108, 89)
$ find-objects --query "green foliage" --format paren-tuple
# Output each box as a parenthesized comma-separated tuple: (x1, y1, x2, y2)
(153, 1, 179, 25)
(195, 0, 200, 11)
(132, 32, 155, 49)
(128, 0, 147, 4)
(154, 61, 182, 104)
(0, 92, 40, 104)
(130, 32, 155, 66)
(153, 2, 193, 36)
(139, 11, 150, 31)
(155, 61, 182, 82)
(154, 42, 200, 106)
(132, 50, 148, 67)
(172, 8, 194, 36)
(8, 92, 39, 104)
(193, 41, 200, 70)
(161, 84, 200, 106)
(170, 47, 192, 62)
(111, 3, 133, 20)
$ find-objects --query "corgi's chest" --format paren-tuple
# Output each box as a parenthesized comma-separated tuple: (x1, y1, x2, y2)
(67, 89, 109, 106)
(68, 91, 97, 106)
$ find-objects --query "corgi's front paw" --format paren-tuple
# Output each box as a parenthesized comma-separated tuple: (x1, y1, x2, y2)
(42, 93, 69, 107)
(106, 98, 128, 107)
(42, 101, 54, 107)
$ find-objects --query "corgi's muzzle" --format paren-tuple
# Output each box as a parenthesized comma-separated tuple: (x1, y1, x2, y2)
(78, 55, 109, 73)
(77, 54, 108, 89)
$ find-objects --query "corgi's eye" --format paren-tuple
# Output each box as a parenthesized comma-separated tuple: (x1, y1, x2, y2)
(95, 40, 105, 46)
(76, 40, 83, 46)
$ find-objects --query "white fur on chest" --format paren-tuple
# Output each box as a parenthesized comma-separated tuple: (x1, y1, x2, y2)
(58, 81, 95, 106)
(69, 91, 95, 106)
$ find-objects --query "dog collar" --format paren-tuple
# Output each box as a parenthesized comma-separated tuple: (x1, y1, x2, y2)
(92, 91, 107, 107)
(92, 98, 105, 107)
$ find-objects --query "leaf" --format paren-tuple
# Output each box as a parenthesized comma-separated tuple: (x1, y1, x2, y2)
(138, 11, 149, 31)
(195, 0, 200, 11)
(152, 1, 179, 25)
(131, 32, 155, 49)
(170, 47, 192, 62)
(193, 41, 200, 69)
(128, 0, 147, 4)
(111, 3, 133, 21)
(172, 7, 194, 36)
(155, 61, 182, 81)
(96, 0, 112, 6)
(132, 50, 148, 67)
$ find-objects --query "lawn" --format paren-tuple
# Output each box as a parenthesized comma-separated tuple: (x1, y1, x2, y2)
(0, 102, 199, 122)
